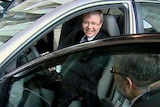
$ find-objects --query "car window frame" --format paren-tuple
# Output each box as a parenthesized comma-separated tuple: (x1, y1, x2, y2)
(0, 2, 130, 76)
(2, 33, 160, 79)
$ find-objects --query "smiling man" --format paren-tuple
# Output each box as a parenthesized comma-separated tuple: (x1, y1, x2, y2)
(52, 10, 111, 107)
(80, 10, 107, 42)
(58, 10, 109, 49)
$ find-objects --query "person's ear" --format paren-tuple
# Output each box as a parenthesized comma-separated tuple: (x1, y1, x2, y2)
(99, 22, 103, 27)
(124, 77, 137, 100)
(125, 77, 133, 91)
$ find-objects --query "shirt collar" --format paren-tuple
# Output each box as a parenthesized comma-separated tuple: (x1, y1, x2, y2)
(84, 35, 96, 41)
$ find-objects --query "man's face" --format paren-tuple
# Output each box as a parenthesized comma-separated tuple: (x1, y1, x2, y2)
(82, 13, 102, 38)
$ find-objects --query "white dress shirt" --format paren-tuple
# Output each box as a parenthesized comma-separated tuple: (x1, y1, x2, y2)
(80, 35, 96, 43)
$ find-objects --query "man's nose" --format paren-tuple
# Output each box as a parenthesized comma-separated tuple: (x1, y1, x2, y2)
(87, 23, 92, 28)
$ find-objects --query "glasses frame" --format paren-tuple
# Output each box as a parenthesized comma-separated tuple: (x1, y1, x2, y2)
(110, 67, 135, 84)
(110, 67, 129, 77)
(82, 21, 101, 26)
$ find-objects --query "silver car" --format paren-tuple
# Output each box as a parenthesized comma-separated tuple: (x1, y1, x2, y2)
(0, 0, 160, 107)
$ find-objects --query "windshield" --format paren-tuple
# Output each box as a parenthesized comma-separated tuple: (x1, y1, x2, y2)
(0, 0, 71, 47)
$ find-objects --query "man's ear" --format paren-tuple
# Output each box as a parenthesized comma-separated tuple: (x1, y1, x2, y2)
(124, 77, 137, 100)
(99, 22, 103, 27)
(125, 77, 133, 91)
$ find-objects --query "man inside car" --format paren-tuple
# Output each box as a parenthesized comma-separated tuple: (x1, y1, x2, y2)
(51, 10, 110, 107)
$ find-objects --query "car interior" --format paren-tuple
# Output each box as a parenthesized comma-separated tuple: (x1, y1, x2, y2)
(58, 14, 121, 49)
(3, 7, 128, 107)
(58, 8, 124, 49)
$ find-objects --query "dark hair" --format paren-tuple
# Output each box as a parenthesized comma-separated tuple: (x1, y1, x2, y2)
(117, 54, 160, 87)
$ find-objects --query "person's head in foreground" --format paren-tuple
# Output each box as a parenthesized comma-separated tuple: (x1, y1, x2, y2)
(112, 54, 160, 106)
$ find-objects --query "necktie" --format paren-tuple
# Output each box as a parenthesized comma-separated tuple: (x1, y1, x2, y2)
(80, 36, 88, 43)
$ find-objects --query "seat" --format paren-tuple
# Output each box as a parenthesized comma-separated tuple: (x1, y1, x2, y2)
(102, 14, 120, 36)
(58, 16, 82, 49)
(97, 15, 120, 100)
(58, 20, 82, 49)
(97, 56, 115, 100)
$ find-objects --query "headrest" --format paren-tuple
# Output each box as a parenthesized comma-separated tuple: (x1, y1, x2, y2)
(102, 15, 120, 36)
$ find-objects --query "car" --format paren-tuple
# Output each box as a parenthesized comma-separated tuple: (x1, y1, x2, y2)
(0, 0, 160, 107)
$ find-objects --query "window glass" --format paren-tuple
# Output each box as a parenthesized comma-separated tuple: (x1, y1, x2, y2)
(22, 7, 125, 61)
(140, 2, 160, 33)
(58, 8, 125, 49)
(2, 5, 126, 77)
(6, 45, 159, 107)
(7, 47, 112, 107)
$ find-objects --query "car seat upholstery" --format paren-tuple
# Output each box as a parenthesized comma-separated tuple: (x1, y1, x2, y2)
(97, 15, 120, 100)
(102, 14, 120, 36)
(58, 20, 82, 49)
(97, 56, 115, 100)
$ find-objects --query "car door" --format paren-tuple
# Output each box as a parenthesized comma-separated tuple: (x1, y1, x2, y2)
(1, 33, 160, 107)
(0, 0, 135, 77)
(1, 1, 160, 76)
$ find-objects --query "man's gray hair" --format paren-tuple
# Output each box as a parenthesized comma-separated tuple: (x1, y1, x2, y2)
(82, 10, 103, 23)
(117, 54, 160, 87)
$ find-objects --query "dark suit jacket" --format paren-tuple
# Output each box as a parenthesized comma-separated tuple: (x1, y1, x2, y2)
(56, 30, 110, 107)
(132, 88, 160, 107)
(74, 29, 108, 43)
(61, 29, 109, 85)
(58, 29, 109, 49)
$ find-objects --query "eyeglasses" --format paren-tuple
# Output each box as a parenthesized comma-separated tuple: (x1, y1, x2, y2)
(82, 21, 101, 26)
(110, 67, 129, 77)
(110, 67, 135, 83)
